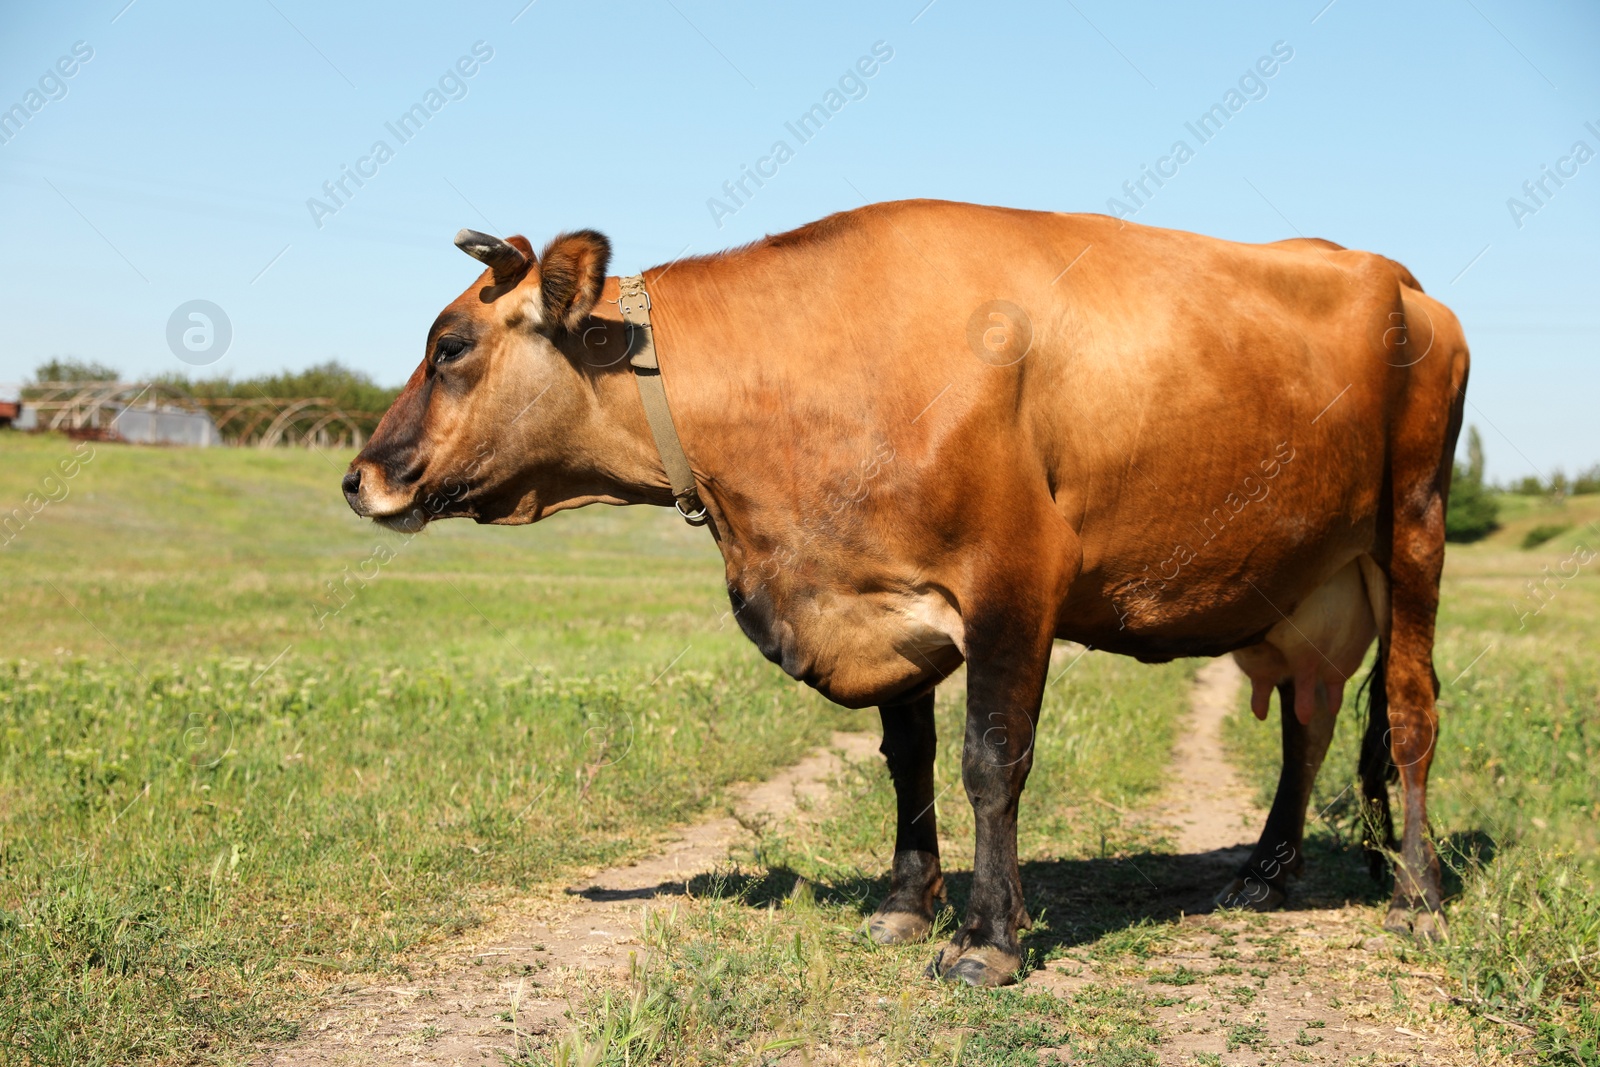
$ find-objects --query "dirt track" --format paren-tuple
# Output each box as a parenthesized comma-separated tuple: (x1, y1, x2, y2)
(1023, 657, 1501, 1065)
(266, 731, 882, 1066)
(263, 661, 1504, 1066)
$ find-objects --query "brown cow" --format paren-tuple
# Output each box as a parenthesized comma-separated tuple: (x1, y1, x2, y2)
(343, 200, 1467, 986)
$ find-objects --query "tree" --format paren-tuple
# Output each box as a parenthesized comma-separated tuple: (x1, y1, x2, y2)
(158, 361, 399, 415)
(155, 360, 401, 438)
(33, 357, 119, 383)
(1511, 474, 1544, 495)
(1446, 426, 1500, 543)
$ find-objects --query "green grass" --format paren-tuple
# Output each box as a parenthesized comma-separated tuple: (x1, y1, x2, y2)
(529, 648, 1192, 1065)
(0, 432, 734, 671)
(0, 433, 862, 1066)
(6, 432, 1599, 1065)
(1223, 493, 1600, 1062)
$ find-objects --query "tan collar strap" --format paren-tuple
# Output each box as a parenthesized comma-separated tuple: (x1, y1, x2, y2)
(617, 275, 708, 526)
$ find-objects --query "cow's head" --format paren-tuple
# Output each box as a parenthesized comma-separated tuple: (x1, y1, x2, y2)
(343, 228, 619, 531)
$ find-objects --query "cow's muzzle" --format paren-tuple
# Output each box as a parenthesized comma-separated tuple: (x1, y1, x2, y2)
(341, 459, 427, 529)
(341, 468, 363, 510)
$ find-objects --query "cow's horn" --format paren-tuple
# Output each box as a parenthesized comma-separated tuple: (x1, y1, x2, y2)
(454, 228, 528, 277)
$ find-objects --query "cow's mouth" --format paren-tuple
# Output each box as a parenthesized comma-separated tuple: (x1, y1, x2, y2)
(368, 488, 486, 531)
(345, 460, 479, 530)
(372, 506, 431, 533)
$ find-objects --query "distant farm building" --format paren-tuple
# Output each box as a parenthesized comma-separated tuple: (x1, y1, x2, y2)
(18, 382, 374, 448)
(111, 400, 223, 447)
(0, 383, 20, 428)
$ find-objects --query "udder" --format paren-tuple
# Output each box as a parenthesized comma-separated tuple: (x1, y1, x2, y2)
(1231, 557, 1386, 724)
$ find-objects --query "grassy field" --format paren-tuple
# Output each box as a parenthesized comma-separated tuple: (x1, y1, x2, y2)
(535, 650, 1197, 1066)
(1225, 492, 1600, 1063)
(539, 495, 1600, 1066)
(0, 433, 863, 1066)
(3, 431, 1597, 1066)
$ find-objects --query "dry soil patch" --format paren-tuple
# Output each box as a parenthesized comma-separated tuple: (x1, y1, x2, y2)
(263, 731, 880, 1066)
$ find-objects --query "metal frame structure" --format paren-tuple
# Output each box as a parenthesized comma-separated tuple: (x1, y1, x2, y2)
(21, 382, 377, 448)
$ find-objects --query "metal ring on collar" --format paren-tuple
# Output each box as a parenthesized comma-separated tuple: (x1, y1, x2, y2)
(675, 496, 710, 526)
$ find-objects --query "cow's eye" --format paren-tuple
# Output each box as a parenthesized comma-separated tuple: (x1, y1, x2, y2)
(434, 336, 471, 364)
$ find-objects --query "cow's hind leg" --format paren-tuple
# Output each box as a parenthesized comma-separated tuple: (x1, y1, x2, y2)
(868, 690, 944, 944)
(1216, 680, 1336, 910)
(1379, 283, 1464, 940)
(1384, 558, 1446, 938)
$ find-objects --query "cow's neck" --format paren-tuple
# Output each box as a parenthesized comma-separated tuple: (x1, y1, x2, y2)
(587, 353, 683, 507)
(553, 280, 686, 512)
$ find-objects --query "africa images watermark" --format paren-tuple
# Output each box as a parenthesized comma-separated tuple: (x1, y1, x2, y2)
(0, 40, 94, 147)
(1511, 527, 1596, 630)
(312, 443, 494, 629)
(1105, 40, 1295, 220)
(1113, 440, 1298, 629)
(706, 40, 895, 230)
(1, 441, 96, 550)
(1505, 119, 1600, 230)
(736, 435, 897, 590)
(166, 299, 233, 367)
(306, 41, 495, 229)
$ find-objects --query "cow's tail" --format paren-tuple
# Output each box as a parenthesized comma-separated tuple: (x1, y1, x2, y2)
(1356, 642, 1398, 881)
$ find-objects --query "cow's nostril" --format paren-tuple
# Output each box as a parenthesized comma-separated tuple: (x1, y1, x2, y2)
(342, 469, 362, 496)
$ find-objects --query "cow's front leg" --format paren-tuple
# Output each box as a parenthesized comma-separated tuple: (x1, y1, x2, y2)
(927, 623, 1052, 987)
(868, 689, 944, 944)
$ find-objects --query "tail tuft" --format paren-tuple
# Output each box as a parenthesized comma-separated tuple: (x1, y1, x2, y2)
(1357, 644, 1397, 882)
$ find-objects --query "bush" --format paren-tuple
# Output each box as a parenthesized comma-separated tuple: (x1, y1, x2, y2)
(1523, 524, 1572, 550)
(1447, 428, 1500, 543)
(1447, 469, 1500, 542)
(1575, 464, 1600, 496)
(1507, 464, 1600, 497)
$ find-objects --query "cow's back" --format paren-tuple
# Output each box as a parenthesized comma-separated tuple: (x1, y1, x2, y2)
(648, 200, 1464, 664)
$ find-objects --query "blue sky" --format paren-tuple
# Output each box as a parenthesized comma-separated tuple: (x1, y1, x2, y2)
(0, 0, 1595, 481)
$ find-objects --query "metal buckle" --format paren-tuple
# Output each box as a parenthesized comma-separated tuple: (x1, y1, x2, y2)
(675, 494, 710, 526)
(617, 279, 651, 321)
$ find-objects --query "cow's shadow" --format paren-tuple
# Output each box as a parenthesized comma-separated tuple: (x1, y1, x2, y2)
(581, 827, 1497, 956)
(657, 831, 1409, 956)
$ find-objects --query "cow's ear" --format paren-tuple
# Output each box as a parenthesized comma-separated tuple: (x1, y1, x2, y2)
(505, 235, 537, 266)
(539, 230, 611, 332)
